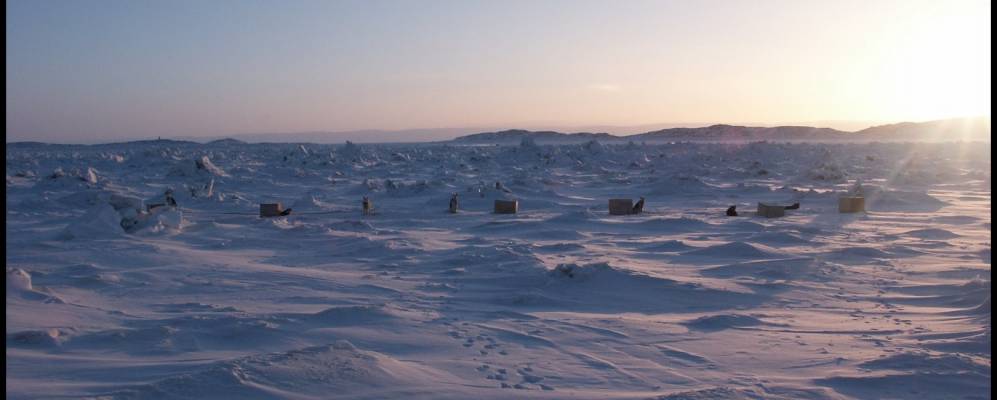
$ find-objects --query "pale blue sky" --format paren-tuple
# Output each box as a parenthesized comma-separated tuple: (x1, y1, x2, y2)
(6, 0, 991, 142)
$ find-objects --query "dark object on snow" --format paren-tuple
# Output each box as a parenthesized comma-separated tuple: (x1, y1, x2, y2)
(260, 203, 284, 217)
(279, 208, 293, 216)
(449, 193, 459, 213)
(494, 199, 518, 214)
(631, 197, 645, 214)
(362, 196, 373, 216)
(838, 197, 865, 213)
(757, 203, 786, 218)
(552, 264, 576, 278)
(609, 199, 633, 215)
(165, 189, 177, 207)
(784, 202, 800, 210)
(726, 205, 738, 216)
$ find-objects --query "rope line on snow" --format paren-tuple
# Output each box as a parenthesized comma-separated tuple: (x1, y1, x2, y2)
(178, 207, 357, 217)
(175, 204, 677, 219)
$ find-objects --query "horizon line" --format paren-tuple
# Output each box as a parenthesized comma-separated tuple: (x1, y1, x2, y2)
(6, 115, 990, 146)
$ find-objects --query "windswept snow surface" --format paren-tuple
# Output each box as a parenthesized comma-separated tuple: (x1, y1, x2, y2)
(6, 140, 991, 399)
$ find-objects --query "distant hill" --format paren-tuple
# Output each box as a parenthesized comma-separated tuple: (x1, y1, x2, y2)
(450, 117, 990, 144)
(856, 117, 991, 141)
(205, 138, 248, 146)
(7, 138, 201, 148)
(91, 138, 201, 147)
(452, 129, 615, 144)
(186, 128, 484, 144)
(6, 141, 65, 148)
(627, 125, 852, 142)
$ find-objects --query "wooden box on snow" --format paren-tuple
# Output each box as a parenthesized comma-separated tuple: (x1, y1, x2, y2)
(838, 197, 865, 213)
(609, 199, 633, 215)
(260, 203, 284, 217)
(757, 202, 785, 218)
(494, 200, 518, 214)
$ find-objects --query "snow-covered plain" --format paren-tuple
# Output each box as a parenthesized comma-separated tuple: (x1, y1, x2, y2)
(6, 139, 991, 399)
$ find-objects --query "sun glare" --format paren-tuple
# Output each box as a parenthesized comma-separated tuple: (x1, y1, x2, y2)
(877, 5, 991, 122)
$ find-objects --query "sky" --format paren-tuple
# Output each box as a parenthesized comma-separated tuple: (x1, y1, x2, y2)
(5, 0, 992, 143)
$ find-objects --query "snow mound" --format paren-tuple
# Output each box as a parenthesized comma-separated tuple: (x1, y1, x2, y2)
(290, 192, 325, 211)
(582, 139, 605, 154)
(859, 352, 990, 375)
(818, 349, 992, 397)
(62, 194, 183, 238)
(66, 315, 285, 355)
(112, 342, 452, 398)
(7, 268, 33, 291)
(806, 161, 847, 181)
(83, 167, 99, 184)
(37, 167, 101, 188)
(134, 207, 184, 233)
(306, 305, 403, 325)
(539, 262, 768, 313)
(652, 386, 826, 400)
(701, 258, 816, 280)
(830, 246, 892, 259)
(109, 194, 145, 212)
(818, 371, 989, 400)
(195, 156, 226, 176)
(646, 174, 714, 195)
(866, 188, 947, 211)
(548, 262, 619, 281)
(63, 203, 125, 239)
(39, 264, 123, 288)
(971, 295, 991, 315)
(169, 156, 227, 177)
(683, 242, 780, 259)
(56, 190, 108, 208)
(684, 314, 768, 331)
(7, 329, 65, 348)
(544, 210, 598, 225)
(546, 262, 689, 292)
(11, 170, 37, 179)
(746, 231, 814, 246)
(637, 217, 713, 233)
(640, 240, 695, 252)
(6, 267, 63, 303)
(903, 228, 961, 240)
(532, 242, 587, 252)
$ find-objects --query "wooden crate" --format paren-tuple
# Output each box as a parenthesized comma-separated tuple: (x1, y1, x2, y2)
(494, 200, 518, 214)
(260, 203, 283, 217)
(838, 197, 865, 213)
(757, 202, 785, 218)
(608, 198, 633, 215)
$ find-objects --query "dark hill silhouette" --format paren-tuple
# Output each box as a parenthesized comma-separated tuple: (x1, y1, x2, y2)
(452, 117, 990, 143)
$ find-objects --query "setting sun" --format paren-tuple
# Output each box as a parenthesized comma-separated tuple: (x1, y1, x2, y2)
(869, 1, 992, 121)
